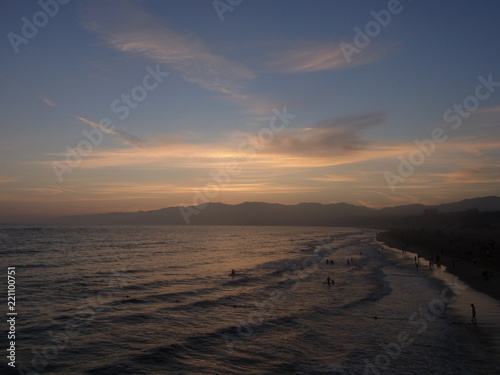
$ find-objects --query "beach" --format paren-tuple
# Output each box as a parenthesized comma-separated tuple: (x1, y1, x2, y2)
(377, 228, 500, 375)
(376, 228, 500, 302)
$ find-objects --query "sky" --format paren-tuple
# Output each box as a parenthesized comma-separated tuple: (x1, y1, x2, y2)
(1, 0, 500, 222)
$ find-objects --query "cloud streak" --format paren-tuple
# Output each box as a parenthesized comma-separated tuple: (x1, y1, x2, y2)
(40, 96, 56, 108)
(80, 0, 255, 96)
(0, 176, 18, 184)
(44, 113, 391, 170)
(263, 113, 384, 156)
(443, 167, 500, 184)
(267, 41, 390, 74)
(43, 112, 498, 175)
(75, 116, 147, 148)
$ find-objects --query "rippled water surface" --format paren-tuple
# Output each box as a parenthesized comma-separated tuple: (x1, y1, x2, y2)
(1, 225, 499, 374)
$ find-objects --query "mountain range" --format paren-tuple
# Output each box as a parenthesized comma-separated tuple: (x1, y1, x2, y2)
(52, 196, 500, 226)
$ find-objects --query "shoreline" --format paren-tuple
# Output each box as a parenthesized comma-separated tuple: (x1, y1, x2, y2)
(376, 228, 500, 302)
(375, 229, 500, 374)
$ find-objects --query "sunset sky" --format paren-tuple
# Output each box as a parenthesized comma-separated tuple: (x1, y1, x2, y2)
(1, 0, 500, 221)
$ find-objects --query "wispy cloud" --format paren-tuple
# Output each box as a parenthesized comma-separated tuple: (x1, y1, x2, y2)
(221, 93, 277, 117)
(38, 112, 500, 205)
(267, 41, 391, 74)
(75, 115, 147, 147)
(88, 182, 318, 196)
(0, 176, 18, 184)
(263, 112, 385, 156)
(477, 105, 500, 114)
(443, 167, 500, 184)
(41, 112, 391, 171)
(11, 186, 67, 196)
(310, 174, 358, 182)
(40, 96, 56, 108)
(44, 112, 500, 177)
(80, 0, 255, 96)
(84, 183, 192, 197)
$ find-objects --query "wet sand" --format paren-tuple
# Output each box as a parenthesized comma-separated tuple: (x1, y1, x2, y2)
(376, 228, 500, 302)
(376, 228, 500, 374)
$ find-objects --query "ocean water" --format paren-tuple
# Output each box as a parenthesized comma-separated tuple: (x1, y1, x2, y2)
(1, 225, 499, 375)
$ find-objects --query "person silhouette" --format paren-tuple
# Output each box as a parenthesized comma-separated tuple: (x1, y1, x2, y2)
(471, 304, 477, 324)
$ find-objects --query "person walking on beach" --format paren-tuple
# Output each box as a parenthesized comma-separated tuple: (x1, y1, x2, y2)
(471, 304, 477, 324)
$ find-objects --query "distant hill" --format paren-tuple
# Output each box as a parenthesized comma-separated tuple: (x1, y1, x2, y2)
(434, 196, 500, 212)
(52, 196, 500, 226)
(375, 196, 500, 216)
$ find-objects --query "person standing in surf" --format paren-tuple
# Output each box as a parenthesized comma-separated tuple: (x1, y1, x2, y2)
(471, 303, 477, 324)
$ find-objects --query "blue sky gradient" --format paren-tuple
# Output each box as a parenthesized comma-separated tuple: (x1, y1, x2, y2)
(1, 0, 500, 220)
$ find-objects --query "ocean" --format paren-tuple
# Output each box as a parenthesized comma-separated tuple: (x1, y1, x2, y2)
(1, 225, 499, 375)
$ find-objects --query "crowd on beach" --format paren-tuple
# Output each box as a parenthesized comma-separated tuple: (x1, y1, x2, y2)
(380, 228, 498, 273)
(377, 227, 500, 302)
